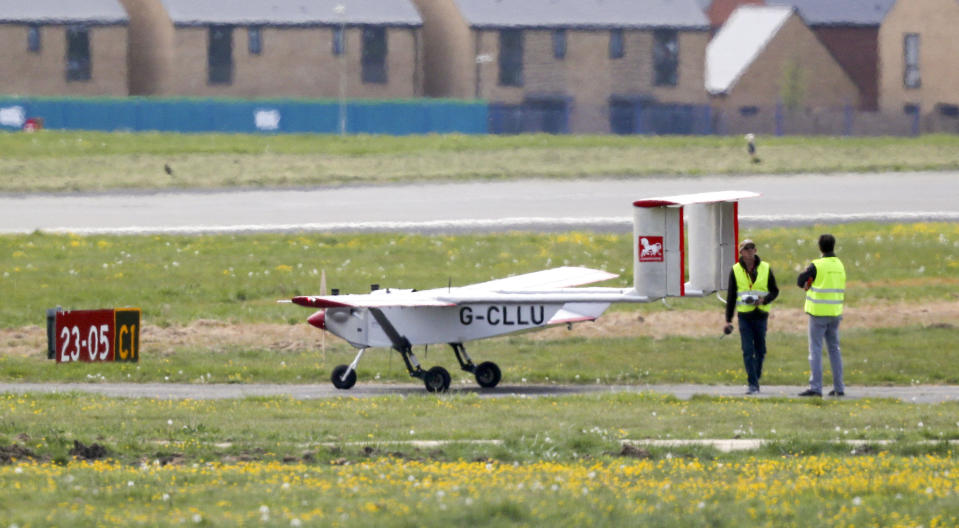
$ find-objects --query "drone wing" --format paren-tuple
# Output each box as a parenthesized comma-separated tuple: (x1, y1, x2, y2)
(289, 266, 627, 308)
(462, 266, 618, 291)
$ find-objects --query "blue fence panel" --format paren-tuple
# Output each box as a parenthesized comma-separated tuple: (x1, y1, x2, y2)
(425, 103, 487, 134)
(488, 100, 569, 134)
(0, 97, 487, 135)
(636, 103, 712, 135)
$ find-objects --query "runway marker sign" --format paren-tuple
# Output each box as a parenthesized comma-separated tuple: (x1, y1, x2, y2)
(49, 308, 140, 363)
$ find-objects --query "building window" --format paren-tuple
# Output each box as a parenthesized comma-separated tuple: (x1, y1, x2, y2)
(653, 29, 678, 86)
(332, 27, 345, 55)
(248, 26, 262, 55)
(208, 25, 234, 85)
(361, 26, 387, 84)
(552, 29, 566, 60)
(498, 29, 523, 87)
(66, 26, 91, 81)
(609, 29, 624, 59)
(28, 25, 41, 52)
(903, 33, 920, 89)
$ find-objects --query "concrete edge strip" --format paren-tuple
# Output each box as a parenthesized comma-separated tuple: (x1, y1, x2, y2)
(628, 438, 959, 452)
(3, 212, 958, 235)
(149, 438, 955, 453)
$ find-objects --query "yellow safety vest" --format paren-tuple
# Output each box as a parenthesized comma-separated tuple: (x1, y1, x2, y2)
(732, 261, 770, 313)
(805, 257, 846, 316)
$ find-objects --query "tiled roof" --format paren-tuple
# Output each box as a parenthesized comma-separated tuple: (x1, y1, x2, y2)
(0, 0, 128, 24)
(160, 0, 422, 26)
(706, 5, 792, 94)
(767, 0, 895, 26)
(452, 0, 710, 29)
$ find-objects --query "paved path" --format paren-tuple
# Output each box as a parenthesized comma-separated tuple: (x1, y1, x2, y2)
(1, 172, 957, 234)
(1, 382, 956, 403)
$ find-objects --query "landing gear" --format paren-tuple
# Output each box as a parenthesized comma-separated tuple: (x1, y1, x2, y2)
(365, 308, 451, 392)
(474, 361, 502, 388)
(424, 366, 451, 393)
(327, 345, 452, 392)
(396, 345, 451, 392)
(450, 343, 501, 389)
(330, 348, 365, 390)
(331, 364, 357, 390)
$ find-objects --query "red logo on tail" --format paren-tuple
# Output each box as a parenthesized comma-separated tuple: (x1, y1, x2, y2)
(638, 236, 664, 262)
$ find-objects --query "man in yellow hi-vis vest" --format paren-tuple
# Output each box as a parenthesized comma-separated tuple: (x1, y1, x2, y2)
(797, 234, 847, 397)
(723, 239, 779, 395)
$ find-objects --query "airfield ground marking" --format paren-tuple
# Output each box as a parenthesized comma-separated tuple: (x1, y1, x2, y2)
(8, 212, 959, 236)
(147, 438, 959, 453)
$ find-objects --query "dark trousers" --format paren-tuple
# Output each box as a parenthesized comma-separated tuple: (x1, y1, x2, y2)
(738, 314, 768, 389)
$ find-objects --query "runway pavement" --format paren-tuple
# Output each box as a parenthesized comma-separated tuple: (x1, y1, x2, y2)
(1, 172, 957, 234)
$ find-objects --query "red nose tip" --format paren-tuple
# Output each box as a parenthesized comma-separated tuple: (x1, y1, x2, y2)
(307, 310, 326, 330)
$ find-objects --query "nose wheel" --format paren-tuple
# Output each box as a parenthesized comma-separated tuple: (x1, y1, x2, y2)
(331, 364, 357, 390)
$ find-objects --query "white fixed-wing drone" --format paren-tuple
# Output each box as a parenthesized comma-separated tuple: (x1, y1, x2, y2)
(286, 190, 758, 392)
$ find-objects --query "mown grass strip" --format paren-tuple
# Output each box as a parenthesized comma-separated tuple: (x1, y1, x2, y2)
(1, 325, 957, 385)
(2, 132, 959, 191)
(2, 391, 957, 464)
(2, 222, 956, 328)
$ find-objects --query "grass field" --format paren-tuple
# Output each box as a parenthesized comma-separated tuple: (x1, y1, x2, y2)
(3, 391, 959, 462)
(2, 132, 958, 526)
(3, 455, 956, 526)
(1, 222, 956, 328)
(0, 222, 956, 387)
(1, 391, 958, 526)
(1, 131, 959, 192)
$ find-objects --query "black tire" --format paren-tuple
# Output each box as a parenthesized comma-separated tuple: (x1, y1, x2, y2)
(331, 364, 357, 390)
(424, 366, 451, 393)
(474, 361, 501, 388)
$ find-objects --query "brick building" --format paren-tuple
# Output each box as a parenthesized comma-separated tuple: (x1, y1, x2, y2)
(703, 0, 894, 110)
(412, 0, 712, 134)
(707, 6, 857, 108)
(767, 0, 894, 111)
(878, 0, 959, 130)
(119, 0, 423, 98)
(0, 0, 129, 96)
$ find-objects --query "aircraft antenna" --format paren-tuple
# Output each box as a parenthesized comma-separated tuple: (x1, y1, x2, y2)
(448, 277, 452, 292)
(320, 269, 327, 357)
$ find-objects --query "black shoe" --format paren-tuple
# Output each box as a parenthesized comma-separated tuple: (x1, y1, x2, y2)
(746, 386, 760, 395)
(828, 390, 845, 397)
(798, 389, 822, 397)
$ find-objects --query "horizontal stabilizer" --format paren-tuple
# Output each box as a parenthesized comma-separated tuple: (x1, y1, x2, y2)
(633, 190, 759, 208)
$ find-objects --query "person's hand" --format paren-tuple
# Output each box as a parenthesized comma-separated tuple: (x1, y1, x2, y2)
(723, 323, 734, 335)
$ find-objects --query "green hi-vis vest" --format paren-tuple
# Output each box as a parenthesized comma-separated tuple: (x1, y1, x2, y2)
(732, 261, 770, 313)
(805, 256, 846, 316)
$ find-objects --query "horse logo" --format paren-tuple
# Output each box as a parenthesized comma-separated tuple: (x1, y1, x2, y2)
(638, 236, 664, 262)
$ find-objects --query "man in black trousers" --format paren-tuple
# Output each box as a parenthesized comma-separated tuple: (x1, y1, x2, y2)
(723, 239, 779, 394)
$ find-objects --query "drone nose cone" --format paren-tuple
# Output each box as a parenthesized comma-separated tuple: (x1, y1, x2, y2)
(307, 310, 326, 330)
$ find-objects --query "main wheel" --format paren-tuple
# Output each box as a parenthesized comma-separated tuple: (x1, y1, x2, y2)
(474, 361, 501, 388)
(331, 364, 357, 390)
(424, 366, 451, 393)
